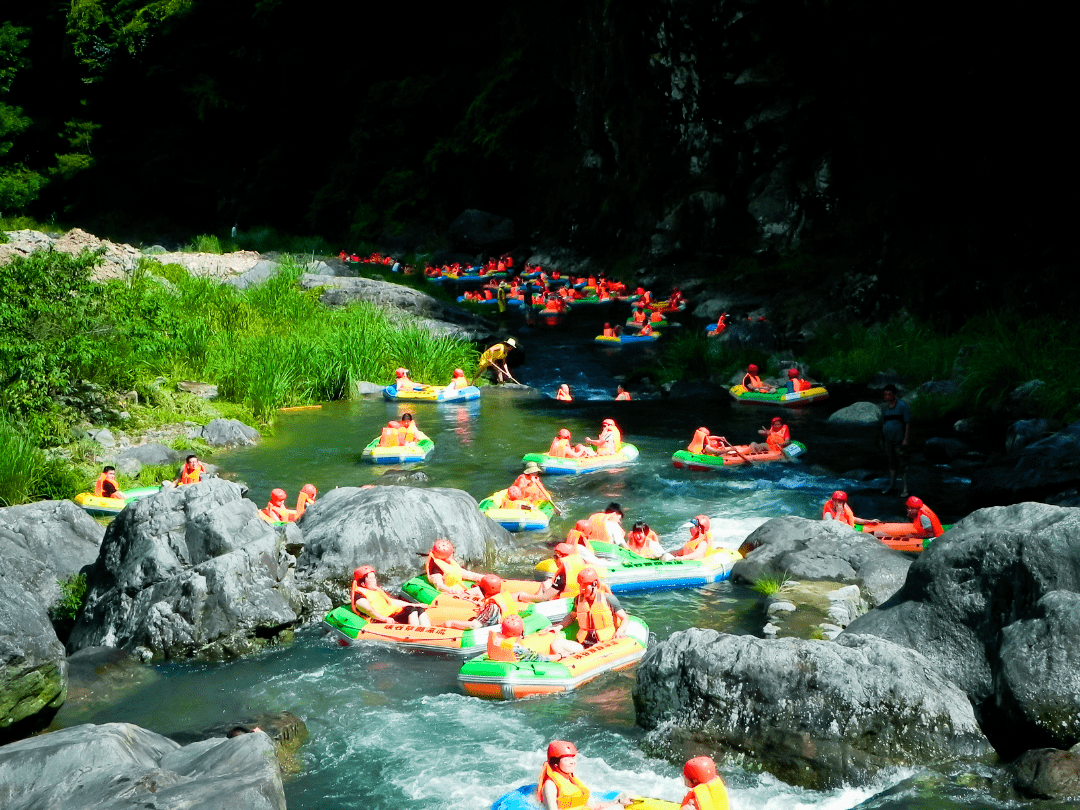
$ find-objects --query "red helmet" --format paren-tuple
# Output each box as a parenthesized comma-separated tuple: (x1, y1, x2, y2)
(693, 515, 710, 532)
(508, 485, 523, 499)
(574, 519, 591, 533)
(832, 491, 848, 502)
(388, 420, 401, 428)
(602, 418, 615, 426)
(431, 539, 455, 559)
(270, 488, 286, 505)
(683, 756, 717, 785)
(548, 740, 577, 760)
(788, 368, 799, 378)
(301, 484, 317, 497)
(395, 367, 407, 377)
(771, 416, 783, 424)
(558, 428, 571, 439)
(906, 496, 923, 509)
(354, 565, 375, 581)
(453, 369, 464, 377)
(604, 322, 611, 328)
(748, 364, 759, 373)
(554, 542, 575, 558)
(479, 574, 503, 597)
(577, 567, 600, 586)
(501, 614, 524, 637)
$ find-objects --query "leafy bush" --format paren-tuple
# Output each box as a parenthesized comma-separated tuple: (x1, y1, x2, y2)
(751, 573, 791, 596)
(187, 234, 224, 254)
(49, 573, 87, 622)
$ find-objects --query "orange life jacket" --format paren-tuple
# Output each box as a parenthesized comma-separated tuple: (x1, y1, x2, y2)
(549, 437, 571, 458)
(94, 473, 118, 499)
(379, 427, 400, 447)
(426, 555, 466, 589)
(602, 326, 616, 337)
(179, 463, 204, 485)
(640, 323, 653, 336)
(688, 428, 710, 454)
(633, 310, 646, 324)
(513, 474, 547, 503)
(615, 391, 631, 400)
(914, 505, 945, 538)
(822, 500, 855, 527)
(743, 374, 763, 390)
(765, 425, 790, 452)
(486, 631, 518, 662)
(650, 311, 663, 322)
(556, 553, 588, 597)
(537, 764, 590, 809)
(628, 529, 660, 557)
(260, 503, 294, 523)
(556, 389, 572, 401)
(574, 591, 616, 644)
(351, 583, 398, 619)
(682, 778, 730, 810)
(681, 530, 712, 557)
(295, 491, 315, 517)
(565, 529, 595, 555)
(795, 379, 812, 392)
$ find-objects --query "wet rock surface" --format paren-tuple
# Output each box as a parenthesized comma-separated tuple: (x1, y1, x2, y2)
(634, 629, 990, 789)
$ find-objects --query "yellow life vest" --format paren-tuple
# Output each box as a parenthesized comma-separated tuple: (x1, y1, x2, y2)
(352, 584, 397, 620)
(485, 592, 521, 618)
(537, 763, 590, 809)
(179, 464, 203, 485)
(574, 592, 616, 644)
(427, 555, 464, 589)
(683, 778, 730, 810)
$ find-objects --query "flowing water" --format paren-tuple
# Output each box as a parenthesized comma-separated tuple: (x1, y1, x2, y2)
(62, 314, 1035, 809)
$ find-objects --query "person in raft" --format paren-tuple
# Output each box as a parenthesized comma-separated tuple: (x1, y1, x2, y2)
(500, 485, 532, 510)
(260, 488, 295, 523)
(638, 321, 654, 337)
(477, 337, 518, 383)
(627, 521, 666, 560)
(741, 363, 774, 393)
(671, 515, 713, 561)
(680, 755, 730, 810)
(174, 454, 206, 486)
(93, 466, 125, 500)
(564, 521, 608, 567)
(872, 495, 945, 539)
(538, 740, 632, 810)
(442, 574, 528, 631)
(821, 490, 880, 527)
(549, 428, 593, 458)
(378, 420, 405, 447)
(602, 323, 620, 338)
(519, 542, 591, 603)
(614, 385, 631, 401)
(294, 484, 317, 518)
(552, 567, 629, 655)
(446, 368, 470, 390)
(425, 539, 486, 596)
(584, 502, 626, 546)
(484, 614, 561, 663)
(556, 384, 573, 402)
(399, 412, 419, 444)
(513, 461, 555, 504)
(585, 418, 622, 456)
(880, 384, 911, 496)
(688, 427, 733, 456)
(350, 565, 432, 627)
(394, 367, 424, 393)
(750, 416, 791, 453)
(786, 367, 813, 393)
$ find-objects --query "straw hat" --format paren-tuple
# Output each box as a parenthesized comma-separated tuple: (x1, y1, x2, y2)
(523, 462, 543, 475)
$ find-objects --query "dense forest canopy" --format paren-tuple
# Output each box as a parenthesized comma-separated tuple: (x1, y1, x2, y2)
(1, 1, 1069, 317)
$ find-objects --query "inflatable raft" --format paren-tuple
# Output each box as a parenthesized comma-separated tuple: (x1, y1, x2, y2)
(478, 490, 555, 531)
(361, 431, 434, 464)
(321, 604, 551, 655)
(672, 440, 806, 469)
(856, 522, 951, 553)
(728, 383, 830, 406)
(521, 444, 639, 475)
(535, 541, 740, 593)
(626, 317, 673, 329)
(493, 785, 677, 810)
(382, 384, 480, 403)
(594, 333, 660, 344)
(73, 486, 161, 518)
(401, 576, 573, 623)
(458, 615, 649, 699)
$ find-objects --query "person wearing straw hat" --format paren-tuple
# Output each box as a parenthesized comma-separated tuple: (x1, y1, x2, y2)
(477, 337, 519, 383)
(513, 461, 559, 510)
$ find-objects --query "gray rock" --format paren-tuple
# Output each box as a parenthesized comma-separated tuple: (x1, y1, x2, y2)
(176, 380, 219, 399)
(224, 259, 282, 291)
(200, 418, 261, 448)
(448, 209, 514, 252)
(634, 629, 990, 789)
(910, 379, 961, 400)
(924, 437, 969, 463)
(88, 428, 116, 448)
(113, 455, 142, 477)
(954, 418, 977, 434)
(355, 380, 385, 395)
(827, 402, 881, 424)
(844, 503, 1080, 755)
(734, 517, 911, 608)
(972, 421, 1080, 498)
(1009, 748, 1080, 800)
(115, 442, 180, 469)
(1009, 379, 1046, 417)
(665, 380, 727, 400)
(0, 721, 285, 810)
(295, 486, 512, 587)
(69, 480, 304, 660)
(711, 317, 776, 350)
(1006, 417, 1062, 454)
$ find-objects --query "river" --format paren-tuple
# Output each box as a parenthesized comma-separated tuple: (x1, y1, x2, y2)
(57, 313, 1034, 809)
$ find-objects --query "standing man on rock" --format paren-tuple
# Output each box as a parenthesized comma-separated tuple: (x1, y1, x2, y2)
(477, 337, 519, 383)
(880, 384, 911, 497)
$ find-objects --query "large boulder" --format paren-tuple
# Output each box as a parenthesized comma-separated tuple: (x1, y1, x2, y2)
(68, 479, 314, 660)
(200, 418, 261, 448)
(1006, 417, 1062, 454)
(0, 574, 67, 742)
(0, 500, 103, 609)
(733, 517, 911, 608)
(634, 629, 990, 789)
(447, 209, 514, 253)
(1008, 748, 1080, 800)
(827, 401, 881, 424)
(295, 486, 513, 588)
(971, 421, 1080, 501)
(0, 722, 285, 810)
(224, 259, 282, 291)
(843, 503, 1080, 755)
